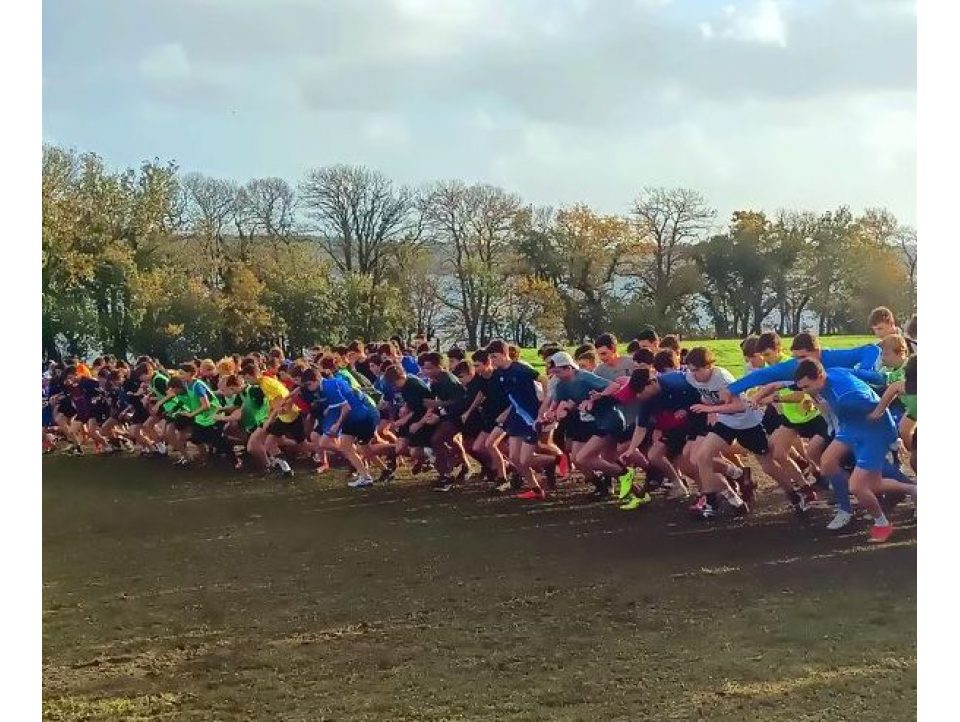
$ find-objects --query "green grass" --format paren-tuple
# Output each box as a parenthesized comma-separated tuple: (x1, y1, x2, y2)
(519, 335, 876, 377)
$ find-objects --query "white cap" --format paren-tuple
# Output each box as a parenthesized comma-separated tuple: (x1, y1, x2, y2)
(550, 351, 579, 369)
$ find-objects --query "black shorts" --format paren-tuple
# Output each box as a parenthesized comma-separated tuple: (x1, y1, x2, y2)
(398, 419, 434, 448)
(661, 428, 689, 458)
(173, 415, 193, 431)
(782, 415, 830, 440)
(128, 405, 149, 425)
(709, 422, 769, 456)
(762, 405, 782, 435)
(190, 422, 221, 446)
(266, 417, 306, 443)
(686, 412, 709, 440)
(562, 416, 597, 444)
(460, 411, 486, 439)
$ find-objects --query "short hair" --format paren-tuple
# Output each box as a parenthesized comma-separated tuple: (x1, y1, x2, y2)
(653, 350, 679, 372)
(595, 333, 617, 351)
(332, 345, 348, 356)
(319, 357, 337, 372)
(507, 345, 520, 361)
(240, 361, 259, 377)
(539, 345, 563, 359)
(384, 365, 406, 383)
(347, 340, 364, 354)
(869, 306, 895, 326)
(223, 374, 242, 388)
(790, 332, 820, 353)
(416, 342, 431, 354)
(632, 349, 656, 366)
(452, 360, 472, 377)
(660, 335, 681, 352)
(378, 342, 395, 356)
(269, 347, 285, 359)
(487, 339, 509, 356)
(471, 349, 490, 364)
(740, 335, 760, 357)
(217, 358, 236, 376)
(168, 377, 187, 392)
(573, 343, 595, 359)
(685, 347, 715, 369)
(627, 368, 654, 393)
(421, 352, 444, 368)
(179, 362, 197, 375)
(133, 362, 152, 380)
(447, 347, 466, 362)
(757, 331, 780, 354)
(636, 328, 659, 345)
(576, 350, 598, 364)
(199, 359, 217, 373)
(300, 368, 319, 384)
(626, 339, 641, 354)
(881, 334, 908, 355)
(794, 358, 824, 382)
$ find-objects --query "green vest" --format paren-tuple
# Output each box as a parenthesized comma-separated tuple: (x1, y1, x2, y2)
(150, 372, 181, 414)
(240, 385, 269, 432)
(183, 379, 221, 427)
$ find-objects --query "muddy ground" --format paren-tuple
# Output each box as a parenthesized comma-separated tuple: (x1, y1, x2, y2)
(43, 456, 916, 721)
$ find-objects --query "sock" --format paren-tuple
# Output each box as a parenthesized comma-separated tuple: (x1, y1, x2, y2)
(720, 487, 744, 508)
(828, 472, 852, 514)
(725, 465, 743, 480)
(873, 513, 890, 527)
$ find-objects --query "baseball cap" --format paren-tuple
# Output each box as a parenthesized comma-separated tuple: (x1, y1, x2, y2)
(550, 351, 579, 369)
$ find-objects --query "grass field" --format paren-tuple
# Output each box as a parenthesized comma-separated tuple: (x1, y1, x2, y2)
(43, 451, 916, 721)
(518, 336, 876, 374)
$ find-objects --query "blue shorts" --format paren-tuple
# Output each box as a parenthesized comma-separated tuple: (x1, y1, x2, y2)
(835, 423, 898, 473)
(505, 409, 537, 444)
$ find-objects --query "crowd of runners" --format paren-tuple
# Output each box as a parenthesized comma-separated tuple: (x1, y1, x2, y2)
(42, 306, 917, 544)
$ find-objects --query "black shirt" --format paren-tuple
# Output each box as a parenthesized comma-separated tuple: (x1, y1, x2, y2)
(476, 372, 510, 419)
(353, 359, 377, 384)
(399, 376, 434, 419)
(430, 371, 466, 416)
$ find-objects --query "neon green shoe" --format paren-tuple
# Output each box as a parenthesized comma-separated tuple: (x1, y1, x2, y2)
(620, 492, 652, 511)
(617, 467, 636, 499)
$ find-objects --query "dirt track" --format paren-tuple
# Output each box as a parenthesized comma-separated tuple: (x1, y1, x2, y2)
(43, 456, 916, 721)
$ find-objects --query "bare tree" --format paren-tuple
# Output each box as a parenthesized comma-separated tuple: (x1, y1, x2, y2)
(181, 172, 238, 288)
(630, 187, 716, 323)
(298, 165, 418, 283)
(421, 181, 521, 348)
(895, 225, 917, 287)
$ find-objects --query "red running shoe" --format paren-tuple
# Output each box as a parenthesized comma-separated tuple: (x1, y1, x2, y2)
(557, 454, 570, 479)
(688, 494, 708, 513)
(517, 488, 546, 501)
(869, 524, 894, 543)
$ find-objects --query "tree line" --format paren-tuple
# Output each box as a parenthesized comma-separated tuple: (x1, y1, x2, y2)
(42, 144, 917, 362)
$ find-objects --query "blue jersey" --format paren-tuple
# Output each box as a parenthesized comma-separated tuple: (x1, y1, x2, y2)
(795, 368, 894, 436)
(401, 356, 420, 376)
(496, 361, 541, 426)
(726, 344, 882, 396)
(636, 371, 700, 427)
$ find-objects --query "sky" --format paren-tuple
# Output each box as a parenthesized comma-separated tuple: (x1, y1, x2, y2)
(42, 0, 917, 226)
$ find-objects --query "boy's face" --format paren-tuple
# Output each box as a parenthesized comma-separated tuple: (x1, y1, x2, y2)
(745, 353, 765, 369)
(795, 374, 827, 395)
(791, 348, 816, 360)
(555, 365, 576, 382)
(690, 364, 713, 384)
(490, 352, 510, 369)
(759, 348, 781, 366)
(597, 346, 615, 365)
(639, 341, 658, 352)
(882, 347, 905, 368)
(422, 361, 442, 380)
(304, 379, 320, 392)
(390, 375, 407, 390)
(872, 321, 896, 338)
(477, 359, 494, 376)
(578, 357, 596, 371)
(455, 370, 473, 385)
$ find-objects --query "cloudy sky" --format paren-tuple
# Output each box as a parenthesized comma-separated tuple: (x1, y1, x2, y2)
(42, 0, 916, 225)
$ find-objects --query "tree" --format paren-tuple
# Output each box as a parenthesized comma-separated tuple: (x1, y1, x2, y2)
(422, 181, 521, 348)
(629, 187, 716, 327)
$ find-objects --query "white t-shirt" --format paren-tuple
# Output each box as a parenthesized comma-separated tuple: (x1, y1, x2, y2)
(684, 366, 764, 430)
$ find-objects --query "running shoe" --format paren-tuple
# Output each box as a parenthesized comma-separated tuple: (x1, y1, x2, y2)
(411, 459, 424, 475)
(620, 492, 652, 511)
(694, 502, 718, 521)
(688, 494, 708, 513)
(174, 456, 190, 466)
(799, 484, 818, 505)
(494, 479, 512, 493)
(557, 454, 570, 479)
(617, 467, 637, 500)
(348, 476, 373, 489)
(376, 467, 395, 484)
(432, 478, 453, 492)
(869, 523, 894, 543)
(517, 488, 546, 500)
(826, 509, 853, 530)
(667, 482, 690, 501)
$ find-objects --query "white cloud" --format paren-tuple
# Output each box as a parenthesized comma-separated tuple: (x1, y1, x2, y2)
(713, 0, 788, 47)
(699, 22, 715, 39)
(138, 43, 191, 82)
(362, 114, 411, 145)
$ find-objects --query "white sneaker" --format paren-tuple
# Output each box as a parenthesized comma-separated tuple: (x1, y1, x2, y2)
(155, 441, 167, 455)
(827, 509, 853, 530)
(348, 476, 373, 489)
